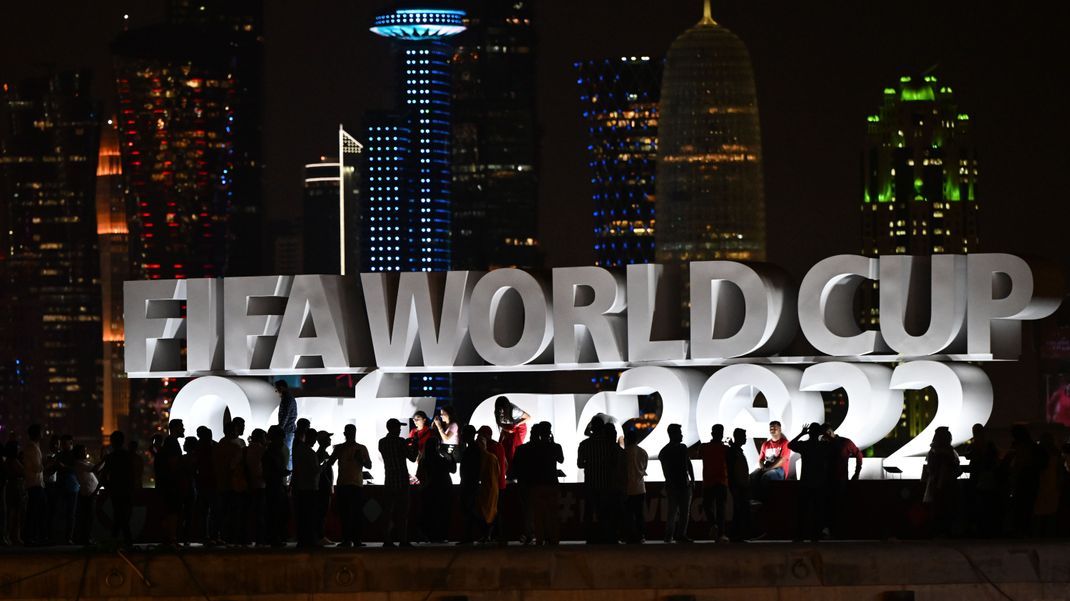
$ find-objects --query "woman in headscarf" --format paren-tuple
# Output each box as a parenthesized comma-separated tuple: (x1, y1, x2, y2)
(921, 426, 961, 537)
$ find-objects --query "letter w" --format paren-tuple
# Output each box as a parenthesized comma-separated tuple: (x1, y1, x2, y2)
(361, 271, 483, 368)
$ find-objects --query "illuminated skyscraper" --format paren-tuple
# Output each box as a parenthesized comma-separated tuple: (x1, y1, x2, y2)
(576, 56, 662, 267)
(303, 128, 362, 275)
(113, 1, 264, 441)
(862, 74, 979, 258)
(368, 6, 466, 399)
(862, 73, 980, 444)
(451, 0, 540, 269)
(368, 6, 466, 273)
(96, 119, 131, 439)
(655, 1, 765, 264)
(0, 72, 102, 444)
(112, 3, 264, 282)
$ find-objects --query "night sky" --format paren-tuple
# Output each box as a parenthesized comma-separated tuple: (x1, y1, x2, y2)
(1, 1, 1067, 418)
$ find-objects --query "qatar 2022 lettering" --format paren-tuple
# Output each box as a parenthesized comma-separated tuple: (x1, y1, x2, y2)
(124, 254, 1063, 481)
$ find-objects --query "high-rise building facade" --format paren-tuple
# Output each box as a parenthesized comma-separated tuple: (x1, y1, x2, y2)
(368, 7, 466, 273)
(655, 3, 765, 265)
(112, 3, 264, 282)
(862, 74, 979, 257)
(366, 6, 467, 400)
(862, 73, 980, 444)
(0, 72, 102, 444)
(96, 119, 130, 439)
(576, 57, 661, 268)
(451, 0, 540, 270)
(112, 1, 264, 441)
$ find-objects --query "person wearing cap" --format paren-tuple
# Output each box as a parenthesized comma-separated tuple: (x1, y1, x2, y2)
(331, 424, 371, 547)
(379, 418, 418, 546)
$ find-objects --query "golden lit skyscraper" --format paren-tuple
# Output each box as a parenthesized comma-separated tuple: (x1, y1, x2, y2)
(655, 1, 765, 264)
(96, 119, 130, 439)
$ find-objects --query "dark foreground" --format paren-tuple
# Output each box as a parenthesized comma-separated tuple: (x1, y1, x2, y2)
(0, 540, 1067, 600)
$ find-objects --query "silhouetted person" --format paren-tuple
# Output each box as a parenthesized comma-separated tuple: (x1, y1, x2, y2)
(579, 419, 624, 544)
(292, 428, 320, 548)
(477, 434, 501, 542)
(417, 436, 455, 543)
(457, 425, 484, 544)
(823, 423, 863, 538)
(193, 426, 219, 544)
(54, 434, 80, 544)
(100, 431, 134, 546)
(315, 430, 335, 545)
(275, 380, 298, 467)
(789, 422, 833, 542)
(262, 425, 290, 547)
(726, 428, 751, 541)
(245, 429, 267, 545)
(379, 418, 417, 547)
(331, 424, 371, 547)
(476, 426, 508, 543)
(922, 426, 961, 538)
(623, 428, 648, 543)
(659, 424, 694, 544)
(696, 424, 729, 542)
(964, 423, 1000, 537)
(157, 419, 185, 546)
(527, 422, 563, 545)
(577, 415, 605, 543)
(178, 437, 197, 544)
(22, 424, 45, 546)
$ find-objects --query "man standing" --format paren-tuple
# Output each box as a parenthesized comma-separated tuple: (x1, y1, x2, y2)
(262, 425, 290, 547)
(291, 429, 320, 547)
(379, 418, 417, 547)
(726, 428, 752, 541)
(157, 419, 185, 546)
(623, 428, 648, 543)
(659, 424, 694, 544)
(822, 423, 863, 538)
(695, 424, 730, 542)
(331, 424, 372, 547)
(275, 380, 298, 465)
(100, 430, 134, 546)
(788, 422, 833, 542)
(577, 420, 623, 543)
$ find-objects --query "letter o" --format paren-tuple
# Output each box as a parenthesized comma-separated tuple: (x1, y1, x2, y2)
(469, 269, 553, 366)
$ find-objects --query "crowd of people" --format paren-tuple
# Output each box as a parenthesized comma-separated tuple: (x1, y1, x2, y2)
(0, 380, 1068, 549)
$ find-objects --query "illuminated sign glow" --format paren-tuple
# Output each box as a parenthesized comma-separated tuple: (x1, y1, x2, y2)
(125, 254, 1063, 480)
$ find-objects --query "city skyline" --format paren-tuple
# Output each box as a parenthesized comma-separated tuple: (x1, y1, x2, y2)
(0, 0, 1067, 438)
(0, 1, 1063, 278)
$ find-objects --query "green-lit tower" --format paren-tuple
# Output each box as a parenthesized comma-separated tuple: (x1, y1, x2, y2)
(654, 0, 766, 265)
(861, 73, 980, 445)
(862, 73, 979, 258)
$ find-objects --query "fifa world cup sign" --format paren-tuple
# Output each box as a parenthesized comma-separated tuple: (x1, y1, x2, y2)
(124, 254, 1063, 481)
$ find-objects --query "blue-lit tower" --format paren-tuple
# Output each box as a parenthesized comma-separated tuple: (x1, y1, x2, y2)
(367, 7, 465, 401)
(368, 7, 466, 272)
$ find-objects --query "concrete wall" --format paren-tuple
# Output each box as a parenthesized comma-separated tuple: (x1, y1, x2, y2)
(1, 542, 1069, 600)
